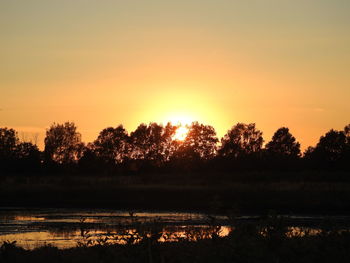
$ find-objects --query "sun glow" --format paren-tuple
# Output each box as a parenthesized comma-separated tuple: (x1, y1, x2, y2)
(167, 115, 194, 126)
(173, 126, 189, 141)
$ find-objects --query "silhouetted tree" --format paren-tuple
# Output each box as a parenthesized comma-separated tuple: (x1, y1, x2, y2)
(265, 127, 300, 158)
(129, 123, 159, 161)
(2, 121, 350, 174)
(180, 122, 218, 160)
(303, 146, 315, 158)
(129, 122, 177, 168)
(162, 122, 178, 161)
(0, 128, 42, 173)
(0, 128, 18, 161)
(308, 129, 348, 168)
(317, 130, 346, 161)
(92, 125, 129, 165)
(344, 124, 350, 162)
(171, 122, 218, 172)
(345, 124, 350, 145)
(16, 142, 40, 159)
(44, 122, 84, 164)
(219, 123, 263, 158)
(78, 143, 103, 174)
(15, 142, 41, 172)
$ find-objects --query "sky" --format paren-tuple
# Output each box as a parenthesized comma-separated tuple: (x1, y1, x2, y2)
(1, 0, 349, 150)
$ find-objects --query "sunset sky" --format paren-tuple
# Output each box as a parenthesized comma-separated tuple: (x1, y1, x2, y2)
(1, 0, 349, 150)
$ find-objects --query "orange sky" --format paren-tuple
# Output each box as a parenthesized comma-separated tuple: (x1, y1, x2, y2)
(1, 1, 349, 150)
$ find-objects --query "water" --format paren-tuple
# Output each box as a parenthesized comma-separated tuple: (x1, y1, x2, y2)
(0, 208, 230, 249)
(1, 207, 350, 249)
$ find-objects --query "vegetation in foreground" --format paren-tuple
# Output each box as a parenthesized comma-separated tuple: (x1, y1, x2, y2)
(1, 215, 350, 263)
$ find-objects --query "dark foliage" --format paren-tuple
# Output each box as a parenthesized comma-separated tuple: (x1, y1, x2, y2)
(128, 122, 177, 171)
(2, 217, 350, 263)
(305, 125, 350, 169)
(219, 123, 264, 158)
(0, 128, 41, 173)
(265, 127, 300, 158)
(263, 127, 301, 170)
(170, 122, 218, 171)
(1, 122, 349, 175)
(44, 122, 84, 166)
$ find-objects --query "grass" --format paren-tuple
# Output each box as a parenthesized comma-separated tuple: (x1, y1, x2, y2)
(1, 171, 350, 214)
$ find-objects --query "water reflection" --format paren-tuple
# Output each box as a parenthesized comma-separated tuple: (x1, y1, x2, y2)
(0, 226, 232, 249)
(1, 208, 350, 249)
(14, 216, 46, 221)
(0, 208, 229, 249)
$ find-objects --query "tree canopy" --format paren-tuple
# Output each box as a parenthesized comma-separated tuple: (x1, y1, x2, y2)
(172, 122, 218, 163)
(219, 123, 263, 158)
(265, 127, 300, 158)
(129, 122, 177, 165)
(44, 122, 84, 164)
(313, 129, 347, 163)
(1, 121, 349, 174)
(0, 128, 18, 160)
(92, 125, 129, 164)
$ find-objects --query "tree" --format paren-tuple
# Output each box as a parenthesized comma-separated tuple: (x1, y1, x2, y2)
(313, 129, 347, 164)
(219, 123, 263, 158)
(0, 128, 19, 160)
(174, 122, 218, 161)
(265, 127, 300, 158)
(162, 122, 178, 161)
(16, 142, 40, 159)
(44, 122, 84, 164)
(129, 122, 177, 166)
(1, 128, 42, 172)
(129, 123, 159, 161)
(92, 125, 129, 164)
(344, 124, 350, 161)
(15, 142, 41, 171)
(344, 124, 350, 145)
(303, 146, 315, 158)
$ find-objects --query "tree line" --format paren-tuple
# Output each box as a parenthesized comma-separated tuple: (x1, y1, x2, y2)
(1, 122, 349, 174)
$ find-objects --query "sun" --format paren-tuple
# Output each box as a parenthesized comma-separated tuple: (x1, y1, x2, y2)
(173, 126, 189, 141)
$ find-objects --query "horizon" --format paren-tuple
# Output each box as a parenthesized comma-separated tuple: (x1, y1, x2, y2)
(2, 119, 350, 152)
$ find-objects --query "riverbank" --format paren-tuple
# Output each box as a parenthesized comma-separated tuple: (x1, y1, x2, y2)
(1, 172, 350, 214)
